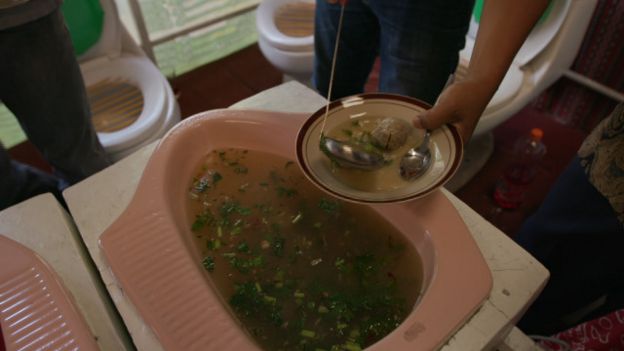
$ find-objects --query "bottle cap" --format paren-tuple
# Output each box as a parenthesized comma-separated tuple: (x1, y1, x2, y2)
(530, 128, 543, 141)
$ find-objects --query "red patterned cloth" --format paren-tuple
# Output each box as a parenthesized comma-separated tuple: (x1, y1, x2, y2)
(532, 0, 624, 133)
(539, 309, 624, 351)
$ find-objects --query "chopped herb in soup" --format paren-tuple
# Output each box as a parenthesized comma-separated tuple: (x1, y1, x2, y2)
(187, 149, 422, 351)
(324, 116, 424, 192)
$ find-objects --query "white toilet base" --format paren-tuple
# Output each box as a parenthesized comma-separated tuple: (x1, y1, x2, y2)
(445, 132, 494, 192)
(283, 74, 314, 89)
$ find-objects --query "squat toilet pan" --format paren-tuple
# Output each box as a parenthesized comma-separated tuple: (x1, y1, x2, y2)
(99, 108, 493, 350)
(0, 235, 99, 351)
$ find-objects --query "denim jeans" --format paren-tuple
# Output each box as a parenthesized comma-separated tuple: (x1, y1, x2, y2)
(314, 0, 474, 104)
(0, 8, 111, 210)
(515, 156, 624, 335)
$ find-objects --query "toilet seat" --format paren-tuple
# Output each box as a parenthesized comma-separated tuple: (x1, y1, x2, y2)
(111, 76, 181, 160)
(256, 0, 315, 53)
(258, 35, 314, 76)
(509, 0, 571, 67)
(80, 56, 168, 154)
(74, 0, 180, 161)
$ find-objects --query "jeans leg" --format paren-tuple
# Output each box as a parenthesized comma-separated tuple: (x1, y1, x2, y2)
(370, 0, 473, 104)
(516, 156, 624, 335)
(0, 9, 111, 185)
(313, 0, 380, 99)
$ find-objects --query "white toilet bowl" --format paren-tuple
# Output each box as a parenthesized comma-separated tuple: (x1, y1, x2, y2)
(460, 0, 597, 138)
(256, 0, 315, 83)
(76, 0, 181, 161)
(445, 0, 598, 191)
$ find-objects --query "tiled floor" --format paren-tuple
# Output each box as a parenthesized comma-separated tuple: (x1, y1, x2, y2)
(10, 43, 584, 237)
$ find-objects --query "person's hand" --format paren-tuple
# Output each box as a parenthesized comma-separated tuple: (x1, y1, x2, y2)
(413, 78, 495, 145)
(415, 0, 549, 144)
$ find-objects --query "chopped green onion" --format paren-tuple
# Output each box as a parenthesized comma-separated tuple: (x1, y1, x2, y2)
(202, 256, 215, 272)
(263, 295, 276, 304)
(207, 239, 221, 250)
(238, 183, 250, 192)
(291, 212, 303, 224)
(237, 242, 249, 253)
(344, 341, 362, 351)
(212, 172, 223, 185)
(300, 330, 315, 338)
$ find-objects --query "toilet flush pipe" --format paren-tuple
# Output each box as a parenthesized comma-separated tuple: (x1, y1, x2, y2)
(562, 69, 624, 103)
(126, 0, 156, 62)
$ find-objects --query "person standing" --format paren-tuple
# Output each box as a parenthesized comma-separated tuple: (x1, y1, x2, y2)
(0, 0, 111, 210)
(314, 0, 549, 144)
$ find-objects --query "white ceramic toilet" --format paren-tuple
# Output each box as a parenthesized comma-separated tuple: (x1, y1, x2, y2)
(446, 0, 598, 190)
(75, 0, 181, 161)
(256, 0, 315, 84)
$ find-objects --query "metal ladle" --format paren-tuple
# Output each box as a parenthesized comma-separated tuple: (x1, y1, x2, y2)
(320, 73, 453, 177)
(320, 136, 386, 170)
(399, 129, 432, 181)
(316, 3, 388, 171)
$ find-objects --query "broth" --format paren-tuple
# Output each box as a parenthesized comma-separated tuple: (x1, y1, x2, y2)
(187, 149, 422, 351)
(325, 116, 422, 192)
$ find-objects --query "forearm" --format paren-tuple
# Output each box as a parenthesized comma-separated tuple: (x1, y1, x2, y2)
(467, 0, 550, 91)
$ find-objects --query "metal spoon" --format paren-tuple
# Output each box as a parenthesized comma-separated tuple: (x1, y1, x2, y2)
(399, 129, 432, 181)
(320, 136, 386, 170)
(398, 74, 455, 181)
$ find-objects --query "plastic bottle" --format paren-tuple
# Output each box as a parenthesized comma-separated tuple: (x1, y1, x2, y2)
(493, 128, 547, 209)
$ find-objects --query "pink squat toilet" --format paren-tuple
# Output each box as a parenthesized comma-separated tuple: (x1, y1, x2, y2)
(99, 107, 493, 350)
(0, 235, 99, 351)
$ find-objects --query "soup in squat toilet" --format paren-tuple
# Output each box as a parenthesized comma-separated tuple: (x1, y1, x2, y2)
(187, 148, 423, 351)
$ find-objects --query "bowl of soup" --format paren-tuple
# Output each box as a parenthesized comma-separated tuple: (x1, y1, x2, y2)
(99, 108, 491, 351)
(297, 93, 463, 203)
